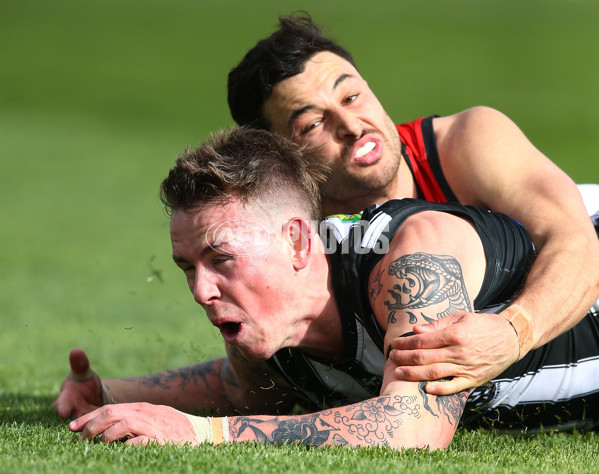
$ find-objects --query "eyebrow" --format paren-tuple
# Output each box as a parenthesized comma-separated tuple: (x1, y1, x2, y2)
(287, 73, 354, 128)
(172, 254, 189, 265)
(172, 241, 224, 265)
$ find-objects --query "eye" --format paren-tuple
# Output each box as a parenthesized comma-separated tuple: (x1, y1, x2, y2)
(181, 265, 194, 276)
(302, 119, 323, 135)
(344, 93, 359, 104)
(212, 254, 233, 266)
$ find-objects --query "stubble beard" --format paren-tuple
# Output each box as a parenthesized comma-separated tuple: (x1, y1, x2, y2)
(321, 120, 402, 204)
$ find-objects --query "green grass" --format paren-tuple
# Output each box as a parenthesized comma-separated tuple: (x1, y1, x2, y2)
(1, 0, 598, 471)
(2, 395, 599, 473)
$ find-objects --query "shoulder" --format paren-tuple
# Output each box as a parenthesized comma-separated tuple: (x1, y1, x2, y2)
(433, 106, 513, 146)
(430, 106, 539, 206)
(369, 210, 486, 296)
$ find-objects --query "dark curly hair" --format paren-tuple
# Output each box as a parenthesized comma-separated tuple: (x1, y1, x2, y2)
(227, 12, 356, 130)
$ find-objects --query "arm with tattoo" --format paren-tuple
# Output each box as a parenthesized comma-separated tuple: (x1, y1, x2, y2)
(223, 214, 484, 450)
(227, 388, 467, 448)
(98, 344, 301, 416)
(97, 357, 233, 414)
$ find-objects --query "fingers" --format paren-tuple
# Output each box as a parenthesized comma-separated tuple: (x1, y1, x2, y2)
(68, 403, 196, 446)
(424, 377, 473, 396)
(389, 342, 455, 366)
(69, 348, 90, 373)
(68, 348, 95, 382)
(83, 414, 138, 443)
(53, 394, 75, 420)
(412, 313, 463, 334)
(53, 348, 103, 420)
(393, 362, 474, 395)
(68, 407, 100, 432)
(70, 405, 132, 442)
(394, 362, 458, 383)
(391, 327, 456, 352)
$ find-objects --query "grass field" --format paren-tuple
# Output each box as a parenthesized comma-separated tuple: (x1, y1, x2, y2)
(1, 0, 598, 471)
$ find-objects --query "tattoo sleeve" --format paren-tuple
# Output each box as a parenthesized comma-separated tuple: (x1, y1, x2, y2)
(228, 388, 468, 448)
(135, 360, 221, 391)
(229, 394, 422, 448)
(109, 358, 233, 414)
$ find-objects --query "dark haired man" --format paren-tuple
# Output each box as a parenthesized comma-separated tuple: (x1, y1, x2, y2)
(56, 127, 599, 449)
(227, 13, 599, 395)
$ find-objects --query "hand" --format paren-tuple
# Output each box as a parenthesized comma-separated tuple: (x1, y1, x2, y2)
(68, 402, 201, 446)
(388, 312, 520, 395)
(53, 348, 104, 419)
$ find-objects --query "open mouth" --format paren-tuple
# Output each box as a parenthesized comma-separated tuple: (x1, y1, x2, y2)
(351, 135, 381, 165)
(219, 322, 241, 338)
(355, 141, 376, 158)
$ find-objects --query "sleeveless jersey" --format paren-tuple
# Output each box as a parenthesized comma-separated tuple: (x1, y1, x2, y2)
(396, 116, 457, 203)
(264, 199, 599, 432)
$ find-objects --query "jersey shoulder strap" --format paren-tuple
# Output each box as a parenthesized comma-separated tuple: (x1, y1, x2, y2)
(396, 116, 458, 203)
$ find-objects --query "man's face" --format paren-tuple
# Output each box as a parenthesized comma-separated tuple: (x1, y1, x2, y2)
(263, 51, 402, 202)
(170, 200, 303, 361)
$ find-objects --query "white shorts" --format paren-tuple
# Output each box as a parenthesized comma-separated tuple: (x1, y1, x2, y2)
(578, 183, 599, 218)
(578, 184, 599, 312)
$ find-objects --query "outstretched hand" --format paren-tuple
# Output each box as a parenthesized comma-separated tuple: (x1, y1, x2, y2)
(69, 402, 200, 446)
(53, 348, 104, 419)
(388, 312, 520, 395)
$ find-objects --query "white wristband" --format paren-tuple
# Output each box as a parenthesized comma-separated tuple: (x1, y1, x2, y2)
(178, 411, 229, 445)
(211, 416, 230, 444)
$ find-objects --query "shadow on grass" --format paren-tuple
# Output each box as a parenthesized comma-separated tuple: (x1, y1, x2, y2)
(0, 393, 69, 428)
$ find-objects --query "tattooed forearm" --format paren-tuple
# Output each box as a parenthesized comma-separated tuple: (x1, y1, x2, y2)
(130, 359, 222, 390)
(384, 253, 472, 324)
(229, 395, 423, 448)
(229, 414, 332, 446)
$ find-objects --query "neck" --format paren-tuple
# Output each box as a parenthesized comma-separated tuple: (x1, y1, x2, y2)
(294, 248, 345, 361)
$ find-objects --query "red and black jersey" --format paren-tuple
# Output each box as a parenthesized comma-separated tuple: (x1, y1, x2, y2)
(397, 115, 460, 203)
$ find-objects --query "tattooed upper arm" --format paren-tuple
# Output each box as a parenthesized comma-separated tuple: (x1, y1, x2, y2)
(372, 251, 472, 428)
(382, 252, 473, 330)
(368, 211, 487, 444)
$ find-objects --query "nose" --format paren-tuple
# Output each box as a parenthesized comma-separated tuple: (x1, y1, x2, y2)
(191, 269, 220, 306)
(333, 108, 362, 140)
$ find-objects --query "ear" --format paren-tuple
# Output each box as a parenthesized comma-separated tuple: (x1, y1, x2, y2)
(283, 217, 314, 270)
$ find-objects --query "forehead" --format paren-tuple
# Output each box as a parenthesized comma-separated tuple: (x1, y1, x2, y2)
(263, 51, 363, 131)
(170, 200, 278, 256)
(170, 200, 253, 238)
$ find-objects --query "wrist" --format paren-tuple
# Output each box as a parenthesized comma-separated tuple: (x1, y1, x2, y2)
(100, 382, 116, 405)
(501, 304, 535, 361)
(179, 411, 230, 445)
(211, 416, 230, 444)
